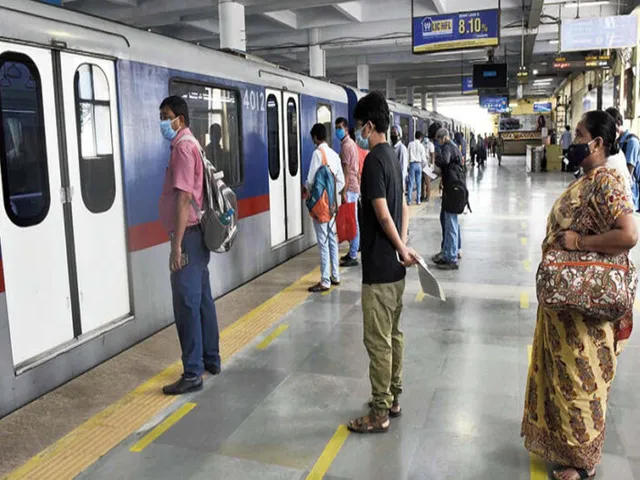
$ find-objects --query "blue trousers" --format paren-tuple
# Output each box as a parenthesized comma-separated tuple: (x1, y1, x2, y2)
(313, 219, 340, 287)
(346, 190, 360, 259)
(170, 228, 220, 378)
(441, 210, 460, 263)
(407, 163, 422, 204)
(440, 207, 461, 259)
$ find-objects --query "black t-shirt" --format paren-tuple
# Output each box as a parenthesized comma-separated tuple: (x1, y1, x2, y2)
(360, 142, 406, 284)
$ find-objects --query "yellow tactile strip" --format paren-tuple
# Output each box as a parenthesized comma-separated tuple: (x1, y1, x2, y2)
(4, 267, 320, 480)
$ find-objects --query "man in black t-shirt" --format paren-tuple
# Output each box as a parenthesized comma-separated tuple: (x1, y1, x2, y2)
(347, 91, 419, 435)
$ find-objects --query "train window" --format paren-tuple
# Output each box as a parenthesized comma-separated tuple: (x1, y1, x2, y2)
(0, 52, 51, 227)
(74, 64, 116, 214)
(287, 98, 299, 176)
(266, 94, 280, 180)
(399, 117, 409, 145)
(170, 80, 243, 186)
(316, 104, 332, 140)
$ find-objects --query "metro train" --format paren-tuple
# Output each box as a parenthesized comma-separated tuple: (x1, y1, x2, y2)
(0, 0, 470, 416)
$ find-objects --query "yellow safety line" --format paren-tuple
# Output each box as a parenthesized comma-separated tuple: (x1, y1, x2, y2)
(256, 324, 289, 350)
(520, 291, 530, 309)
(306, 425, 350, 480)
(130, 402, 197, 453)
(4, 266, 320, 480)
(526, 344, 547, 479)
(521, 237, 528, 246)
(523, 259, 532, 272)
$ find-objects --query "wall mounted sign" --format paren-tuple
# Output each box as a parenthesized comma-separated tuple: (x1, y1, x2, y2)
(561, 15, 638, 52)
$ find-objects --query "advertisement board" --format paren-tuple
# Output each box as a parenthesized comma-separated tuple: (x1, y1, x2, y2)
(499, 114, 548, 132)
(533, 102, 552, 113)
(462, 76, 476, 94)
(561, 15, 638, 52)
(412, 8, 499, 54)
(479, 95, 509, 113)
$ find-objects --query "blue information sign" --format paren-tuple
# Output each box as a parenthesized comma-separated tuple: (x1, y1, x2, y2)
(561, 15, 637, 52)
(479, 95, 509, 113)
(39, 0, 62, 4)
(462, 76, 476, 94)
(413, 9, 500, 54)
(533, 102, 552, 113)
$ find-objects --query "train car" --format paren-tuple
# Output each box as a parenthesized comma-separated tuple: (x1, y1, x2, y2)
(0, 0, 350, 417)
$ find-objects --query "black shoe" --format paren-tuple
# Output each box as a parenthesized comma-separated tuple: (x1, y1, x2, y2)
(341, 253, 351, 262)
(340, 257, 359, 267)
(162, 375, 203, 395)
(309, 282, 330, 293)
(205, 363, 221, 375)
(436, 262, 459, 270)
(331, 278, 340, 286)
(431, 252, 445, 264)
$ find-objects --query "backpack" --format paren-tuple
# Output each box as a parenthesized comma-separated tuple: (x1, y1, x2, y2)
(176, 135, 238, 253)
(306, 148, 338, 223)
(442, 148, 471, 215)
(619, 133, 639, 157)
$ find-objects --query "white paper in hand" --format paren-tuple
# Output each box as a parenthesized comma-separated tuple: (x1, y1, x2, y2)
(416, 256, 446, 301)
(422, 164, 437, 180)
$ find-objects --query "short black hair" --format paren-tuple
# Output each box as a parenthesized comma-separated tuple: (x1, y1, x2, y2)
(159, 95, 190, 127)
(335, 117, 348, 128)
(310, 123, 327, 141)
(582, 110, 619, 157)
(415, 131, 423, 140)
(565, 125, 570, 131)
(605, 107, 623, 128)
(353, 91, 390, 133)
(427, 121, 442, 140)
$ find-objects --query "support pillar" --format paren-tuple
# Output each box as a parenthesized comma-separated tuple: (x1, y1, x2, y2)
(385, 77, 396, 100)
(421, 92, 428, 110)
(309, 28, 325, 77)
(219, 0, 246, 51)
(432, 93, 438, 112)
(357, 59, 369, 92)
(406, 87, 414, 107)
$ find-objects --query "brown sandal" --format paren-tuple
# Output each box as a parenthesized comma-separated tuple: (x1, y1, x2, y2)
(308, 282, 330, 293)
(367, 398, 402, 418)
(347, 411, 390, 434)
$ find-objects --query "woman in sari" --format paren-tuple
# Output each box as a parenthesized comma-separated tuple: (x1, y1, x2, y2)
(521, 110, 638, 480)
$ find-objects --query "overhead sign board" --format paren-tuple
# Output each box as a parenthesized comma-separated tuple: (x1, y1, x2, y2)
(462, 76, 476, 94)
(479, 95, 509, 113)
(553, 54, 612, 71)
(561, 15, 638, 52)
(533, 102, 552, 113)
(412, 9, 500, 54)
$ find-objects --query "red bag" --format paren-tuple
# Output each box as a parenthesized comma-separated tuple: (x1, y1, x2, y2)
(336, 201, 357, 243)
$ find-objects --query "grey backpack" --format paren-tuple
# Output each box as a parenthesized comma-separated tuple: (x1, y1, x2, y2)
(176, 135, 238, 253)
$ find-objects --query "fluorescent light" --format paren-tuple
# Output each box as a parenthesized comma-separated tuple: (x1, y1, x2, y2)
(533, 79, 553, 83)
(540, 61, 548, 65)
(564, 1, 610, 6)
(533, 69, 539, 75)
(549, 39, 559, 44)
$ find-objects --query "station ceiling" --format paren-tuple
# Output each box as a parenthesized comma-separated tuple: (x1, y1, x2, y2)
(62, 0, 635, 107)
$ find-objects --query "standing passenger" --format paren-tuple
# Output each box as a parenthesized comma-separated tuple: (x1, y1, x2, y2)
(469, 132, 477, 166)
(391, 124, 409, 191)
(336, 117, 361, 267)
(347, 91, 419, 434)
(305, 123, 345, 292)
(605, 107, 640, 211)
(495, 133, 504, 166)
(421, 134, 435, 202)
(407, 131, 427, 205)
(158, 96, 220, 395)
(560, 125, 572, 172)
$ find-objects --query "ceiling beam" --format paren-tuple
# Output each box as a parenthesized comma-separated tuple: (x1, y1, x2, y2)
(333, 2, 362, 22)
(261, 10, 298, 29)
(431, 0, 447, 14)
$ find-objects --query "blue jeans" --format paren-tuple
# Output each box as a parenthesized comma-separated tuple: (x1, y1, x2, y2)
(346, 190, 360, 259)
(441, 210, 460, 264)
(170, 228, 220, 378)
(407, 163, 422, 204)
(313, 219, 340, 287)
(440, 207, 461, 253)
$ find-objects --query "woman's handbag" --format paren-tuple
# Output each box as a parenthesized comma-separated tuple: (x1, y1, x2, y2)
(536, 249, 637, 321)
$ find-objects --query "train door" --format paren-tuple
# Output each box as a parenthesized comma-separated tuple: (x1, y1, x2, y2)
(0, 42, 74, 365)
(283, 93, 302, 239)
(266, 89, 286, 247)
(59, 53, 130, 334)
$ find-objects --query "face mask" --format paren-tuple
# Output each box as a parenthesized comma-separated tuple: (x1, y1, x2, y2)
(336, 128, 346, 141)
(160, 118, 178, 141)
(355, 126, 370, 150)
(567, 139, 595, 170)
(390, 134, 399, 145)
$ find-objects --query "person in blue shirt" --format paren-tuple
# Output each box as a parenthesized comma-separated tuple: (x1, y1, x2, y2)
(606, 107, 640, 210)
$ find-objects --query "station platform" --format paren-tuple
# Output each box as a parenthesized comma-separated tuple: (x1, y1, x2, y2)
(2, 156, 640, 480)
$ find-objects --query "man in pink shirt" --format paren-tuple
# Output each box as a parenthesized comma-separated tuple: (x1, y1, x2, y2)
(158, 96, 220, 395)
(335, 117, 360, 267)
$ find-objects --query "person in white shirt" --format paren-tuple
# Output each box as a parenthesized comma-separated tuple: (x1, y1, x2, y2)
(421, 136, 435, 202)
(407, 131, 427, 204)
(560, 126, 572, 172)
(305, 123, 345, 293)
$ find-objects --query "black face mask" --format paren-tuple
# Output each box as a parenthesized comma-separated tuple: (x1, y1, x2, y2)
(566, 141, 593, 170)
(391, 134, 399, 144)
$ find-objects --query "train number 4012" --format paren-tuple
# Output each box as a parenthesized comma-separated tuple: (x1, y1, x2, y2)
(243, 89, 265, 111)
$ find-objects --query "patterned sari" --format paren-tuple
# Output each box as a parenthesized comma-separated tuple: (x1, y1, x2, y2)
(521, 166, 635, 470)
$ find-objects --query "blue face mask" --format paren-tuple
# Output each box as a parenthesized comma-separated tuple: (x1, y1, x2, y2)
(336, 127, 346, 141)
(355, 126, 369, 150)
(160, 118, 177, 141)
